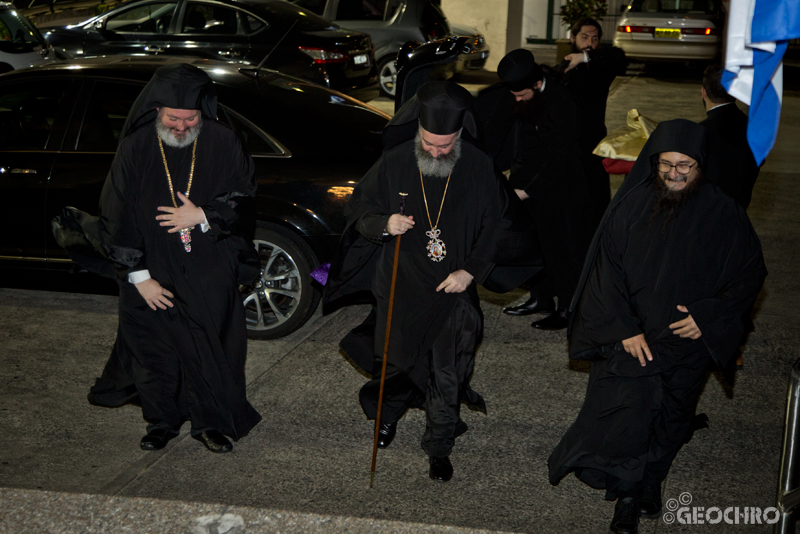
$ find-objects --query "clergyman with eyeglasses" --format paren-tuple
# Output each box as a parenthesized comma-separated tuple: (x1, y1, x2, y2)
(547, 119, 767, 534)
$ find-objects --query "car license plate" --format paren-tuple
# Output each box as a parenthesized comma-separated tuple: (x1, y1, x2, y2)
(353, 54, 368, 65)
(655, 28, 681, 38)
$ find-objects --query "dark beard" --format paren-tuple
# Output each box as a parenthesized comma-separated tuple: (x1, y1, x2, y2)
(414, 132, 461, 178)
(648, 172, 703, 232)
(570, 42, 591, 54)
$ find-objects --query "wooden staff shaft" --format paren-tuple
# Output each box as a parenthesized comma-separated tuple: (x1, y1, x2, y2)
(370, 193, 406, 488)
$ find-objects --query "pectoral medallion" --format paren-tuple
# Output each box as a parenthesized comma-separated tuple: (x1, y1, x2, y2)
(179, 226, 195, 253)
(426, 227, 446, 262)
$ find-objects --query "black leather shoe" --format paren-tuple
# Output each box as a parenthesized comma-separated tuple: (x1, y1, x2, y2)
(639, 482, 662, 519)
(531, 310, 568, 330)
(193, 430, 233, 453)
(503, 295, 556, 316)
(140, 428, 178, 451)
(377, 422, 397, 449)
(429, 456, 453, 482)
(609, 496, 639, 534)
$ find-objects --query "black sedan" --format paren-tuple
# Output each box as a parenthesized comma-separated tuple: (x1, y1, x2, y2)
(0, 56, 389, 338)
(41, 0, 380, 101)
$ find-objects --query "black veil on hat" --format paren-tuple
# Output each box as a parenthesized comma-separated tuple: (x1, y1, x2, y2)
(497, 49, 544, 92)
(383, 80, 479, 149)
(118, 63, 217, 148)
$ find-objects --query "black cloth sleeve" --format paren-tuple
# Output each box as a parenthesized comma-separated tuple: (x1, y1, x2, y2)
(97, 140, 148, 277)
(200, 134, 257, 242)
(569, 207, 642, 359)
(686, 221, 767, 368)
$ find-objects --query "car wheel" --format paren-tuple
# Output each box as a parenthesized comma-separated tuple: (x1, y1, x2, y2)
(378, 56, 397, 99)
(241, 225, 321, 340)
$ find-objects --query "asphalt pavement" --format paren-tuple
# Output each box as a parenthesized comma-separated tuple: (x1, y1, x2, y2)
(1, 66, 798, 533)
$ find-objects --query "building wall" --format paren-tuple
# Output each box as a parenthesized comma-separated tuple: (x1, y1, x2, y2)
(442, 0, 508, 71)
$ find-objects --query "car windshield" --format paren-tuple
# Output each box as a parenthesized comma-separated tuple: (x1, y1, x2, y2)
(629, 0, 718, 15)
(258, 1, 339, 31)
(0, 7, 47, 53)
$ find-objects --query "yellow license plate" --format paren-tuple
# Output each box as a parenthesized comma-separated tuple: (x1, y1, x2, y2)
(655, 28, 681, 38)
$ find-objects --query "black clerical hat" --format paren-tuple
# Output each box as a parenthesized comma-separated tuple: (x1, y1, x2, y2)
(383, 81, 479, 149)
(417, 81, 473, 135)
(498, 49, 544, 92)
(647, 119, 708, 169)
(116, 62, 218, 149)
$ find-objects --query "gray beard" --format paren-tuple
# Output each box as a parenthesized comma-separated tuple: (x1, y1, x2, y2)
(414, 132, 461, 178)
(156, 117, 202, 148)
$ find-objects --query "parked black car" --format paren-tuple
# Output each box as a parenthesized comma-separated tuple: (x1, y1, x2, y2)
(41, 0, 380, 101)
(0, 56, 389, 338)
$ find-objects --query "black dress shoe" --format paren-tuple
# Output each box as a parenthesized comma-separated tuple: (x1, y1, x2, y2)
(140, 428, 179, 451)
(639, 482, 662, 519)
(193, 430, 233, 453)
(503, 296, 556, 316)
(531, 310, 568, 330)
(429, 456, 453, 482)
(377, 421, 397, 449)
(609, 496, 639, 534)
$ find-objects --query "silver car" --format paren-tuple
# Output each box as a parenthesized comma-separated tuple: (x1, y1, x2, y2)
(0, 2, 56, 73)
(614, 0, 721, 62)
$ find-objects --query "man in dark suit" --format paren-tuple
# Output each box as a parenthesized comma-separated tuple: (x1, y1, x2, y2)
(700, 63, 761, 209)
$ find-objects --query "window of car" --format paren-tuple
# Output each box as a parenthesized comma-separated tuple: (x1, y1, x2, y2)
(76, 81, 144, 152)
(0, 82, 68, 151)
(629, 0, 718, 14)
(0, 7, 48, 54)
(335, 0, 386, 21)
(219, 106, 289, 157)
(180, 2, 252, 35)
(104, 2, 178, 34)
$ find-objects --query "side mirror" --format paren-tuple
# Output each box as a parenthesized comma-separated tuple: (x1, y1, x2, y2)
(92, 19, 104, 31)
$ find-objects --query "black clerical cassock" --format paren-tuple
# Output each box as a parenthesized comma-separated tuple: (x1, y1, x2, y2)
(548, 119, 767, 498)
(63, 64, 262, 442)
(324, 82, 515, 461)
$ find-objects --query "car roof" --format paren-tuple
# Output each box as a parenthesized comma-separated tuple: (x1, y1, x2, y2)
(11, 56, 262, 86)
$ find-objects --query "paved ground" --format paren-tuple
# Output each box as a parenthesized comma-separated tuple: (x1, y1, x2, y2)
(1, 65, 797, 533)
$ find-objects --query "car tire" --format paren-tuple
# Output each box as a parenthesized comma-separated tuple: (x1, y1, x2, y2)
(377, 55, 397, 99)
(241, 225, 321, 340)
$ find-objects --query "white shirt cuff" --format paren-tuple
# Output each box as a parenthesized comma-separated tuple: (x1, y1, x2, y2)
(200, 209, 210, 233)
(583, 51, 589, 63)
(128, 270, 151, 284)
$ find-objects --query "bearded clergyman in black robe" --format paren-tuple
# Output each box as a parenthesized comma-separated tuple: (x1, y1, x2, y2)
(547, 119, 767, 534)
(324, 82, 513, 482)
(64, 64, 262, 454)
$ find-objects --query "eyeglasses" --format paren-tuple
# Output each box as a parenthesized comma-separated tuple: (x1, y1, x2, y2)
(657, 160, 697, 175)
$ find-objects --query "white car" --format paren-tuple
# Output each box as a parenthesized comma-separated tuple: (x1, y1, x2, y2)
(0, 2, 56, 74)
(614, 0, 721, 62)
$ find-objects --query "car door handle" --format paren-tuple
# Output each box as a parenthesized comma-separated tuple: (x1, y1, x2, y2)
(0, 168, 37, 174)
(144, 46, 165, 53)
(218, 50, 240, 57)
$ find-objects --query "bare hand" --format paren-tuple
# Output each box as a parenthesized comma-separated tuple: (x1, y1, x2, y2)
(563, 52, 586, 73)
(436, 269, 474, 293)
(386, 214, 415, 236)
(135, 278, 174, 311)
(515, 189, 530, 201)
(622, 333, 652, 367)
(669, 305, 702, 339)
(157, 192, 205, 233)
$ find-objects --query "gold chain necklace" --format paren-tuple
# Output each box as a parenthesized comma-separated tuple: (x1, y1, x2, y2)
(419, 169, 451, 262)
(158, 135, 198, 253)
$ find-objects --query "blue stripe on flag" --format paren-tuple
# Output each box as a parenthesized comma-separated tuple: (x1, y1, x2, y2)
(747, 43, 786, 166)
